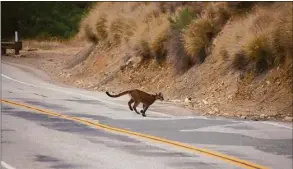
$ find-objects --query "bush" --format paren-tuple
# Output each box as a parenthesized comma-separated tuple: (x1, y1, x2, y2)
(123, 19, 137, 43)
(84, 24, 98, 43)
(168, 7, 198, 31)
(109, 17, 126, 45)
(109, 17, 137, 45)
(232, 50, 249, 70)
(95, 15, 108, 40)
(183, 17, 214, 64)
(244, 35, 273, 73)
(151, 31, 168, 64)
(271, 7, 293, 65)
(134, 39, 153, 61)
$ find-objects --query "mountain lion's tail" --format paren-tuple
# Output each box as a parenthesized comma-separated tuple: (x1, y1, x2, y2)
(106, 90, 130, 98)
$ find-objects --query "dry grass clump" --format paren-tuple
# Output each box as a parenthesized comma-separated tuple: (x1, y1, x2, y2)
(244, 34, 273, 73)
(271, 4, 293, 65)
(232, 50, 249, 70)
(109, 17, 126, 45)
(95, 14, 108, 40)
(183, 18, 214, 64)
(79, 2, 178, 57)
(151, 31, 168, 64)
(213, 2, 292, 75)
(181, 2, 232, 65)
(84, 24, 98, 43)
(78, 2, 291, 78)
(134, 39, 153, 61)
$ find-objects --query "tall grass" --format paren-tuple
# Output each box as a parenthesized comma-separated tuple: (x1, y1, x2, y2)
(77, 2, 292, 76)
(213, 2, 292, 74)
(182, 2, 231, 65)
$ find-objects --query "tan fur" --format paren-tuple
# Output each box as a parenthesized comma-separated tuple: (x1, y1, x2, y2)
(106, 89, 164, 117)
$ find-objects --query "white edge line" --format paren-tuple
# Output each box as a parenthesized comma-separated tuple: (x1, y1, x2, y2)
(179, 122, 250, 132)
(261, 121, 293, 130)
(1, 74, 173, 118)
(180, 120, 293, 132)
(1, 161, 16, 169)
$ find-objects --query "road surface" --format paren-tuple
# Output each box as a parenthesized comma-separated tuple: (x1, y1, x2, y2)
(1, 62, 292, 169)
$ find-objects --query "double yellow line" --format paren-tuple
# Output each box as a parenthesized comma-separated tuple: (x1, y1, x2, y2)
(1, 99, 268, 169)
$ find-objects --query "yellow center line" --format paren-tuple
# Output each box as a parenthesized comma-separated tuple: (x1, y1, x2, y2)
(1, 99, 269, 169)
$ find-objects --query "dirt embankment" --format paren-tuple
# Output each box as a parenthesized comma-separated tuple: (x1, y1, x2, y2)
(3, 2, 292, 122)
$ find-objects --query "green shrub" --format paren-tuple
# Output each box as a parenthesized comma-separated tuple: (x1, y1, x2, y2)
(168, 7, 198, 31)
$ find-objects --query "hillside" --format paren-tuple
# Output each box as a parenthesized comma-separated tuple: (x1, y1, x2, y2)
(4, 2, 292, 121)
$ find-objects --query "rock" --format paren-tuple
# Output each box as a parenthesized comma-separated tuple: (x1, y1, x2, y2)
(223, 113, 229, 116)
(202, 99, 208, 105)
(66, 74, 72, 78)
(260, 114, 266, 119)
(283, 116, 293, 122)
(265, 80, 271, 85)
(241, 115, 247, 119)
(76, 80, 82, 85)
(87, 83, 94, 88)
(227, 95, 233, 102)
(94, 87, 98, 90)
(214, 108, 219, 114)
(185, 97, 191, 103)
(126, 60, 133, 66)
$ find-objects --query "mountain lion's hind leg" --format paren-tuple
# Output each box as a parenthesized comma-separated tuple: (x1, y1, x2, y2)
(141, 105, 149, 117)
(133, 102, 140, 114)
(128, 99, 134, 111)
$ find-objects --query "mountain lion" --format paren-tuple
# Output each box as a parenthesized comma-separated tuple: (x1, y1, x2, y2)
(106, 89, 164, 117)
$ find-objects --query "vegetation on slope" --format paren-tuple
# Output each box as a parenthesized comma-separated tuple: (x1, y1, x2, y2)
(78, 2, 292, 74)
(70, 2, 292, 120)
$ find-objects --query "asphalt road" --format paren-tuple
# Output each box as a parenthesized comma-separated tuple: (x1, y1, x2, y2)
(1, 62, 292, 169)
